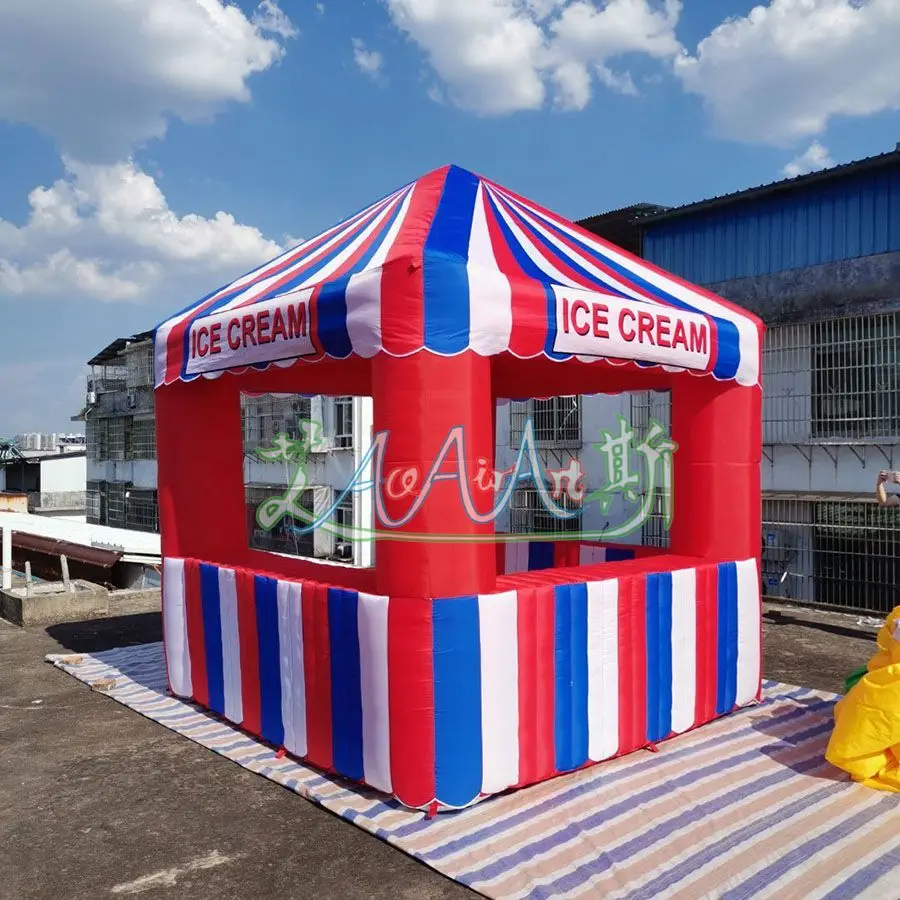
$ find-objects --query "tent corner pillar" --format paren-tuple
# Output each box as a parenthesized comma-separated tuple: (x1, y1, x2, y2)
(669, 376, 762, 563)
(371, 351, 496, 599)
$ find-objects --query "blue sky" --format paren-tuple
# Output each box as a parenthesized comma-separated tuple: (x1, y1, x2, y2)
(2, 0, 899, 434)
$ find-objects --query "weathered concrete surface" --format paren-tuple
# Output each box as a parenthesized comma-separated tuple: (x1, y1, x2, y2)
(0, 602, 880, 899)
(0, 580, 108, 627)
(709, 250, 900, 326)
(108, 587, 161, 616)
(0, 614, 473, 900)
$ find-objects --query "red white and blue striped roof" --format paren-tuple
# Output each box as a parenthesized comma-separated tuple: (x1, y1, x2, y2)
(154, 165, 762, 389)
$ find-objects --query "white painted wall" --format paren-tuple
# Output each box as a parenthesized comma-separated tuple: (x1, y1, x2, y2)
(87, 460, 158, 489)
(40, 454, 86, 492)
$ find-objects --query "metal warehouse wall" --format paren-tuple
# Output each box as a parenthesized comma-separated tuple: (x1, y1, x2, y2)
(643, 165, 900, 285)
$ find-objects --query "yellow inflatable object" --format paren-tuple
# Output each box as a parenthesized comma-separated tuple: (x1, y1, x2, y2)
(826, 606, 900, 792)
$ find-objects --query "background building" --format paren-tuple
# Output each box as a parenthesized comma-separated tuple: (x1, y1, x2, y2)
(77, 333, 374, 567)
(581, 146, 900, 614)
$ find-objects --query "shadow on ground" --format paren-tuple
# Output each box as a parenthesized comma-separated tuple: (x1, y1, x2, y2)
(44, 611, 162, 653)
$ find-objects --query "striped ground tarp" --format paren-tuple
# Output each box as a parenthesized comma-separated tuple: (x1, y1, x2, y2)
(47, 643, 900, 900)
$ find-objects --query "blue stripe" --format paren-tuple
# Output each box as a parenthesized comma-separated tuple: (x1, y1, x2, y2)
(199, 563, 226, 716)
(254, 575, 284, 746)
(422, 166, 479, 353)
(553, 584, 589, 772)
(483, 190, 568, 360)
(646, 572, 673, 743)
(528, 541, 555, 571)
(570, 583, 589, 769)
(645, 573, 661, 743)
(605, 546, 635, 562)
(716, 562, 739, 715)
(433, 595, 483, 807)
(507, 196, 743, 380)
(317, 192, 409, 357)
(328, 588, 364, 781)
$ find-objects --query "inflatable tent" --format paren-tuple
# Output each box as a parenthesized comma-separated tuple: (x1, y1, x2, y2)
(154, 165, 763, 812)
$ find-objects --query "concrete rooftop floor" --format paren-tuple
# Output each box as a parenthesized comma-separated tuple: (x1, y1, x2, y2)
(0, 602, 880, 899)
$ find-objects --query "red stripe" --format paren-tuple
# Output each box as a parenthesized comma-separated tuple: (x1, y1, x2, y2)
(553, 541, 579, 569)
(482, 189, 547, 358)
(236, 568, 261, 735)
(695, 564, 719, 724)
(516, 584, 556, 786)
(162, 191, 400, 385)
(184, 559, 209, 707)
(388, 596, 435, 807)
(496, 542, 507, 576)
(616, 575, 647, 754)
(302, 582, 334, 770)
(380, 168, 447, 355)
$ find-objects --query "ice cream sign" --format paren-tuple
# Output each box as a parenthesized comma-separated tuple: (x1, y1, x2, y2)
(553, 286, 712, 372)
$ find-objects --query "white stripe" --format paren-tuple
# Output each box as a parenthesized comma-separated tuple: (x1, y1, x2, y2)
(580, 544, 606, 566)
(217, 567, 243, 725)
(162, 558, 192, 698)
(504, 542, 519, 575)
(486, 186, 589, 291)
(468, 183, 513, 354)
(587, 580, 618, 761)
(288, 581, 307, 756)
(345, 186, 416, 357)
(670, 568, 697, 734)
(276, 580, 295, 752)
(735, 557, 762, 707)
(357, 593, 392, 793)
(479, 591, 519, 793)
(498, 186, 760, 386)
(514, 542, 529, 573)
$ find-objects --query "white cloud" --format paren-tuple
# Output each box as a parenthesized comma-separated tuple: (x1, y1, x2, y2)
(352, 38, 385, 80)
(0, 0, 297, 161)
(782, 141, 836, 177)
(675, 0, 900, 146)
(0, 159, 283, 304)
(382, 0, 682, 115)
(253, 0, 300, 39)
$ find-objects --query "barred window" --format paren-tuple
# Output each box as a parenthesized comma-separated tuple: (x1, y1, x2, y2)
(509, 485, 582, 536)
(130, 419, 156, 460)
(333, 397, 353, 449)
(125, 342, 154, 389)
(125, 489, 159, 532)
(811, 313, 900, 440)
(509, 396, 582, 448)
(245, 483, 315, 558)
(241, 394, 312, 455)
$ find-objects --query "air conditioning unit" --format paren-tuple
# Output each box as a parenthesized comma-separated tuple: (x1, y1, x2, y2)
(335, 541, 353, 560)
(86, 391, 97, 405)
(126, 392, 137, 409)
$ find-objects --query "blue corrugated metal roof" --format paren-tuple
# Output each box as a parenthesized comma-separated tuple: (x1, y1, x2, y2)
(643, 164, 900, 284)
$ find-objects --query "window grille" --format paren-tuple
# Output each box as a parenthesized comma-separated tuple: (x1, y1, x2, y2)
(630, 390, 671, 446)
(333, 397, 353, 449)
(332, 494, 354, 560)
(86, 417, 109, 461)
(106, 416, 129, 461)
(762, 496, 900, 614)
(130, 419, 156, 460)
(125, 342, 154, 389)
(106, 482, 126, 528)
(509, 397, 582, 448)
(245, 483, 315, 558)
(509, 485, 582, 536)
(811, 314, 900, 440)
(85, 481, 102, 524)
(241, 394, 312, 456)
(125, 489, 159, 532)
